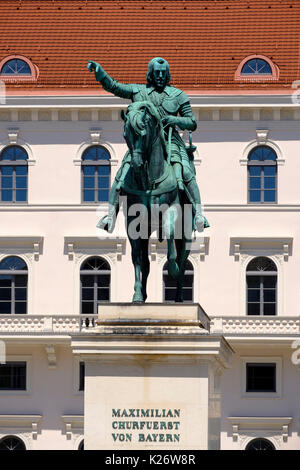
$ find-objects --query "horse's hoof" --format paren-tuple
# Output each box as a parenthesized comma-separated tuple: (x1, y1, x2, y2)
(168, 259, 179, 279)
(132, 293, 144, 303)
(97, 215, 115, 233)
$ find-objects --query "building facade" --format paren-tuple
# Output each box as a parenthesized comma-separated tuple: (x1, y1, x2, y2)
(0, 0, 300, 450)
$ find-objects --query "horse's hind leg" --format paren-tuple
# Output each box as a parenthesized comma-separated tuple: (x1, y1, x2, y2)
(141, 238, 150, 302)
(175, 238, 190, 302)
(130, 238, 144, 303)
(164, 205, 179, 279)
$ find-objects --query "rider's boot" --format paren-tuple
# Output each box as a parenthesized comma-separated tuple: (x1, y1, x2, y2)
(97, 181, 120, 233)
(186, 178, 210, 232)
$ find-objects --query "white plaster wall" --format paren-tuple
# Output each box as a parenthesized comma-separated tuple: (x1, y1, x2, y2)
(220, 346, 300, 450)
(0, 344, 83, 450)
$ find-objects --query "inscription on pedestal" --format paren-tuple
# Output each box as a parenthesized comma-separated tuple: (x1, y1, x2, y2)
(111, 408, 181, 444)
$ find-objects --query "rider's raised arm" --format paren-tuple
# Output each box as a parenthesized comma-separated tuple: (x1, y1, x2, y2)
(88, 60, 134, 100)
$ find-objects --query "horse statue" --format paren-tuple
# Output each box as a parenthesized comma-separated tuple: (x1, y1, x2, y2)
(117, 100, 194, 303)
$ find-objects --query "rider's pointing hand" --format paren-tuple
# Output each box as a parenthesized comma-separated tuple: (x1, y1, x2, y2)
(87, 61, 106, 82)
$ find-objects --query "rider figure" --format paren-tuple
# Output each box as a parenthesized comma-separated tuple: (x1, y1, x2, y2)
(88, 57, 209, 233)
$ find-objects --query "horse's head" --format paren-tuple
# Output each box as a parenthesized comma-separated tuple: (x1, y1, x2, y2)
(121, 101, 165, 181)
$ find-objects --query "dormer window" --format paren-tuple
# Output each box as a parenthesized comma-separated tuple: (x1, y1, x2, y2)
(0, 56, 38, 81)
(235, 55, 279, 81)
(1, 59, 31, 76)
(241, 58, 272, 75)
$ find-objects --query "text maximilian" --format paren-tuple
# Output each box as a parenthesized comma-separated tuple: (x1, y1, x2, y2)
(112, 408, 180, 418)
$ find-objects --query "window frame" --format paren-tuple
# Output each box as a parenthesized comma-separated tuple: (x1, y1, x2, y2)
(245, 438, 276, 451)
(241, 357, 282, 399)
(0, 435, 27, 450)
(246, 257, 277, 316)
(247, 146, 277, 205)
(81, 145, 111, 204)
(235, 55, 279, 81)
(0, 256, 28, 315)
(0, 145, 28, 204)
(80, 257, 111, 314)
(79, 361, 85, 392)
(241, 58, 272, 76)
(0, 361, 26, 391)
(0, 55, 38, 82)
(0, 355, 32, 396)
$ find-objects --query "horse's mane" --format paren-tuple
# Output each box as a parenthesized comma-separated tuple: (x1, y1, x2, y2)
(125, 101, 167, 154)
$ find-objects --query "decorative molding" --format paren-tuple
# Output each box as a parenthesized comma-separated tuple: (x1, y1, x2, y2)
(241, 136, 284, 165)
(150, 242, 157, 261)
(61, 415, 84, 440)
(0, 236, 43, 261)
(211, 316, 300, 338)
(228, 417, 292, 444)
(256, 128, 269, 144)
(230, 237, 293, 261)
(90, 128, 101, 144)
(45, 345, 56, 369)
(67, 243, 74, 261)
(64, 236, 126, 262)
(234, 243, 240, 261)
(7, 127, 19, 144)
(0, 415, 42, 440)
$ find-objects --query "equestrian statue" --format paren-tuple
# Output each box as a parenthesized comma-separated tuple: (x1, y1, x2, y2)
(88, 57, 209, 303)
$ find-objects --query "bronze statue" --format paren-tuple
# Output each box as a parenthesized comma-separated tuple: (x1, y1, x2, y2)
(88, 57, 209, 303)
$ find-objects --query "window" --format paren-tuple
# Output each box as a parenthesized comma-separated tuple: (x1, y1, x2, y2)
(81, 145, 111, 203)
(246, 438, 275, 451)
(248, 146, 277, 204)
(0, 146, 28, 203)
(80, 257, 110, 314)
(0, 256, 28, 315)
(246, 257, 277, 316)
(241, 58, 272, 75)
(0, 362, 26, 390)
(78, 440, 84, 450)
(246, 363, 276, 393)
(241, 357, 282, 398)
(79, 362, 85, 392)
(163, 259, 193, 302)
(1, 59, 31, 76)
(0, 436, 26, 450)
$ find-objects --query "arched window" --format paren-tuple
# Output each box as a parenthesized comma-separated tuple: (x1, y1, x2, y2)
(248, 146, 277, 204)
(78, 440, 84, 450)
(246, 257, 277, 316)
(0, 146, 28, 203)
(80, 257, 110, 314)
(246, 438, 275, 450)
(0, 256, 28, 315)
(0, 435, 26, 450)
(81, 146, 111, 203)
(1, 59, 31, 76)
(241, 58, 272, 75)
(163, 259, 194, 302)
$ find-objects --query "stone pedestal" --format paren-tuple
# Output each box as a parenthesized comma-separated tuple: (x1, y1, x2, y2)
(71, 303, 233, 450)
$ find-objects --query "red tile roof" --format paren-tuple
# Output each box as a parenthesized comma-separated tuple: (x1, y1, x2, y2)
(1, 0, 300, 95)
